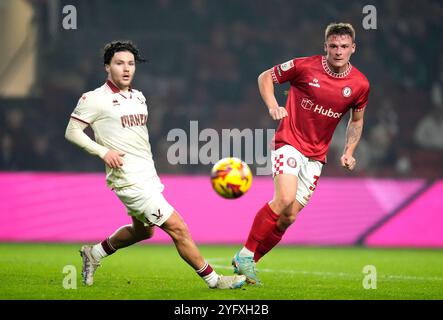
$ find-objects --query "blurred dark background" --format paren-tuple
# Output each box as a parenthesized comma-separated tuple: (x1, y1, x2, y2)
(1, 0, 442, 177)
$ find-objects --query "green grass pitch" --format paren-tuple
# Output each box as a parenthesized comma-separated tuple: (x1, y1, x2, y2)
(0, 243, 442, 300)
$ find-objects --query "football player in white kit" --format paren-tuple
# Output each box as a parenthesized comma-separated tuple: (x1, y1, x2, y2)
(65, 41, 245, 289)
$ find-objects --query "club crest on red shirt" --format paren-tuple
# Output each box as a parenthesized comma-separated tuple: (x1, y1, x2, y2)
(342, 86, 352, 97)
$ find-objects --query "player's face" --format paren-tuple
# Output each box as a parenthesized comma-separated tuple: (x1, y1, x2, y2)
(324, 34, 355, 73)
(105, 51, 135, 91)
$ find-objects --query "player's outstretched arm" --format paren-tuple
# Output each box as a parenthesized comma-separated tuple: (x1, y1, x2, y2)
(341, 109, 365, 171)
(258, 69, 287, 120)
(65, 118, 125, 169)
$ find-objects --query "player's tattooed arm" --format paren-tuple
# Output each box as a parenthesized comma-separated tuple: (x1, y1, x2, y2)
(341, 109, 365, 171)
(346, 121, 363, 146)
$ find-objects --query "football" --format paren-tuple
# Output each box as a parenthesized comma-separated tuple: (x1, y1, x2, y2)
(210, 157, 252, 199)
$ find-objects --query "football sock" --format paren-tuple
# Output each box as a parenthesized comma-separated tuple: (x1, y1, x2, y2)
(196, 262, 219, 288)
(244, 202, 280, 253)
(254, 223, 285, 262)
(91, 238, 116, 260)
(238, 247, 254, 257)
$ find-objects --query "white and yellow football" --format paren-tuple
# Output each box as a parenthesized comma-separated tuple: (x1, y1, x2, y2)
(210, 157, 252, 199)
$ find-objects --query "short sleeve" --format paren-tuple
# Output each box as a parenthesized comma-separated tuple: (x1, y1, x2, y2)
(353, 82, 370, 112)
(270, 58, 298, 84)
(71, 93, 101, 124)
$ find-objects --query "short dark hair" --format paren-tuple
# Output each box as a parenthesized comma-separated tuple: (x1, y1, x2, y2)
(325, 23, 356, 42)
(103, 40, 146, 65)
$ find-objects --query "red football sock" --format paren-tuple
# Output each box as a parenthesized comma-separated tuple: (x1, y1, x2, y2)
(245, 203, 280, 253)
(254, 223, 285, 262)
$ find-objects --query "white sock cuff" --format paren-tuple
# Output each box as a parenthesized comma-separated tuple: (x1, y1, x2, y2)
(91, 243, 108, 260)
(203, 271, 219, 288)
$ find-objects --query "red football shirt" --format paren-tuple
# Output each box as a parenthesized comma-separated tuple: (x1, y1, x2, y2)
(271, 55, 370, 162)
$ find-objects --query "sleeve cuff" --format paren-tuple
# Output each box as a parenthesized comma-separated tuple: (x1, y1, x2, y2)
(353, 105, 367, 112)
(270, 68, 280, 84)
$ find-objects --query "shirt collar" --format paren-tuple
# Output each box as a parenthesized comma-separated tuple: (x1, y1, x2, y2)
(106, 79, 132, 93)
(321, 56, 352, 78)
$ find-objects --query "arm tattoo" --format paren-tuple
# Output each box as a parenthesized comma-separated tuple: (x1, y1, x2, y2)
(346, 122, 362, 146)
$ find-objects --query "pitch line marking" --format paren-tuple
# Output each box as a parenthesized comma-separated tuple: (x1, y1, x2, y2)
(207, 259, 443, 282)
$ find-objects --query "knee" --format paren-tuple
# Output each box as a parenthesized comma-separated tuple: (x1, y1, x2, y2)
(141, 227, 155, 240)
(168, 220, 191, 243)
(134, 226, 154, 241)
(274, 194, 296, 213)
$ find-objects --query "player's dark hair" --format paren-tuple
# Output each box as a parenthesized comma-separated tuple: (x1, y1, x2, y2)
(103, 40, 146, 65)
(325, 23, 355, 42)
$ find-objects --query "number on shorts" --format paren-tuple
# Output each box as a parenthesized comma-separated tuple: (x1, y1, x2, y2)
(309, 175, 320, 191)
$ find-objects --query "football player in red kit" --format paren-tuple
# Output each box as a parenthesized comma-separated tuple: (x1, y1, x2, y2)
(232, 23, 370, 284)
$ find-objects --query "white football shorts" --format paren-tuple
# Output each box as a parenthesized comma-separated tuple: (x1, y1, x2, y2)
(271, 144, 323, 207)
(114, 182, 174, 227)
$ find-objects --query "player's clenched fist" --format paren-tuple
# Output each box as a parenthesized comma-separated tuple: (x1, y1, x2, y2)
(268, 106, 288, 120)
(103, 149, 125, 168)
(340, 154, 356, 171)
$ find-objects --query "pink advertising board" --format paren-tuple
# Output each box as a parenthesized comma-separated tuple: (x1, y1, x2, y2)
(0, 172, 431, 246)
(365, 181, 443, 247)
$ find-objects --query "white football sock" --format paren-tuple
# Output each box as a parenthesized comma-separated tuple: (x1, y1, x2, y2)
(239, 247, 254, 257)
(91, 243, 108, 261)
(196, 262, 219, 288)
(204, 271, 220, 288)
